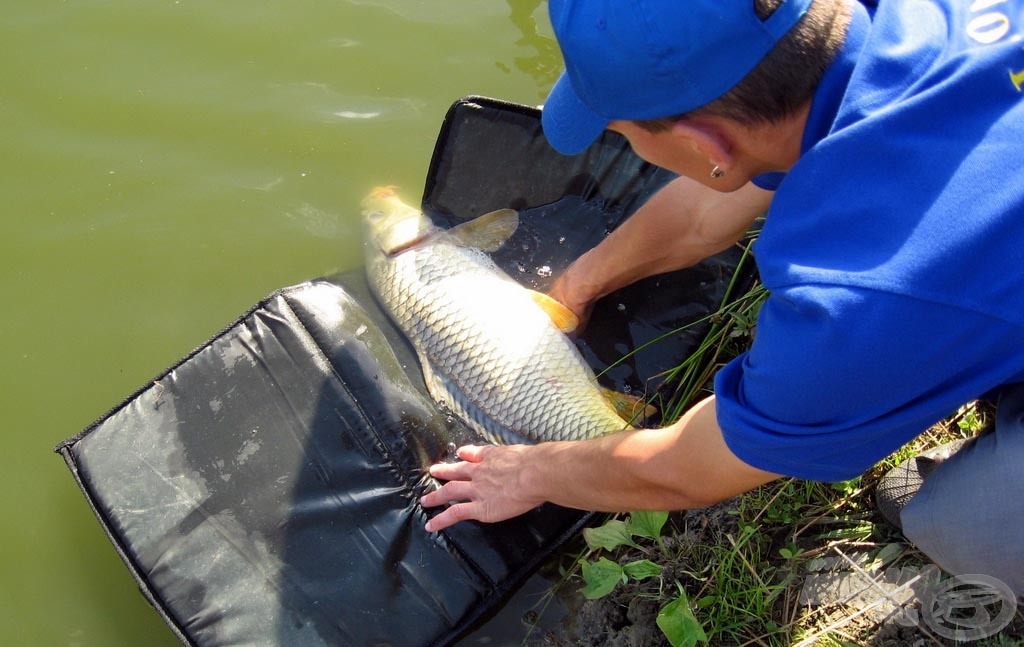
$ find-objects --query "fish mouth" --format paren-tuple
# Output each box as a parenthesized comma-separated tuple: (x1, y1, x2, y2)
(362, 185, 438, 256)
(383, 233, 431, 257)
(368, 185, 400, 200)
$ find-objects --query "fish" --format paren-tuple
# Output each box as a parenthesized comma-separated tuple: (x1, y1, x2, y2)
(361, 186, 649, 445)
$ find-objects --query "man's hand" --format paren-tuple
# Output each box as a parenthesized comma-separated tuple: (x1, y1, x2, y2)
(421, 444, 544, 532)
(547, 263, 597, 331)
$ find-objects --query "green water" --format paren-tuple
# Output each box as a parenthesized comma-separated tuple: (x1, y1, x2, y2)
(1, 2, 560, 644)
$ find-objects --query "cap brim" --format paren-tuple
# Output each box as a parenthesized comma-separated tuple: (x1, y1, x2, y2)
(541, 73, 608, 155)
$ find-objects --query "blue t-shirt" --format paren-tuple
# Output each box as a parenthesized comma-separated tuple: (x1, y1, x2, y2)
(716, 0, 1024, 481)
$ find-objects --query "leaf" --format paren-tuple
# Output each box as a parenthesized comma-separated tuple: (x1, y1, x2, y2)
(870, 542, 905, 569)
(628, 510, 668, 540)
(579, 557, 625, 600)
(622, 559, 662, 581)
(583, 519, 636, 552)
(657, 590, 708, 647)
(694, 595, 718, 609)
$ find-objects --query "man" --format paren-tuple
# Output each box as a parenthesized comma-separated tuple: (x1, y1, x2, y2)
(421, 0, 1024, 594)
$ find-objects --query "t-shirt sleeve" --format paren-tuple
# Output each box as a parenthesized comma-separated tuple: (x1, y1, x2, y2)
(715, 284, 1022, 481)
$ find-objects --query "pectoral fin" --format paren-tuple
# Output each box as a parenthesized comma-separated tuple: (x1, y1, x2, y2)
(527, 290, 579, 333)
(447, 208, 519, 252)
(600, 387, 658, 424)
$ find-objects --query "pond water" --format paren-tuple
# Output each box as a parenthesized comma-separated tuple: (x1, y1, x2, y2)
(0, 2, 565, 644)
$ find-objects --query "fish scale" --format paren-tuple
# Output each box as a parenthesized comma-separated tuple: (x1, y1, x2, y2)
(363, 188, 635, 445)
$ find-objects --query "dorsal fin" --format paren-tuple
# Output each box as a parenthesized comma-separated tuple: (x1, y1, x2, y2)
(527, 290, 579, 333)
(446, 208, 519, 252)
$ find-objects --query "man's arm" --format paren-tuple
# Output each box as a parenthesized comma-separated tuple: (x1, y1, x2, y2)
(549, 176, 771, 319)
(420, 395, 780, 532)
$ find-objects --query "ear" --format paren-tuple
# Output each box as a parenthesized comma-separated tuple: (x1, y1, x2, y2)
(668, 116, 735, 171)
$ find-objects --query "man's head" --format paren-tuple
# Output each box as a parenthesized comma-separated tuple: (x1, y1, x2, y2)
(542, 0, 844, 156)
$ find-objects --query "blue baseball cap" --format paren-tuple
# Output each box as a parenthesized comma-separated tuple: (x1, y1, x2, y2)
(542, 0, 815, 154)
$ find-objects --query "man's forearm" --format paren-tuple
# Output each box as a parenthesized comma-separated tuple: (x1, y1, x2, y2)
(518, 395, 779, 512)
(552, 177, 770, 314)
(422, 396, 781, 531)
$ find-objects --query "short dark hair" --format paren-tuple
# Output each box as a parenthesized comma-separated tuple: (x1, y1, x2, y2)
(638, 0, 851, 129)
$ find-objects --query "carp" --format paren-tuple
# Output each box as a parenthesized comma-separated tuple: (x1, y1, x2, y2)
(362, 186, 646, 445)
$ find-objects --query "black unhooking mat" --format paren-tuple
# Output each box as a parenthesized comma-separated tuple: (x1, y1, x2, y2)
(56, 97, 757, 646)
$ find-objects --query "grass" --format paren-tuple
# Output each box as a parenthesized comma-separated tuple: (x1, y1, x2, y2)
(528, 231, 1023, 645)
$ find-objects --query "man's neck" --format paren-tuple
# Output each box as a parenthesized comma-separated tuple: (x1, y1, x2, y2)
(734, 100, 812, 176)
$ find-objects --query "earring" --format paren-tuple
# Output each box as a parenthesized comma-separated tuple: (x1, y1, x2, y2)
(710, 165, 725, 179)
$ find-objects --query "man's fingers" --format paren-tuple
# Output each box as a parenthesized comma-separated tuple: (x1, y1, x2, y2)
(424, 502, 477, 533)
(455, 444, 489, 461)
(421, 479, 476, 508)
(427, 444, 489, 481)
(428, 459, 472, 482)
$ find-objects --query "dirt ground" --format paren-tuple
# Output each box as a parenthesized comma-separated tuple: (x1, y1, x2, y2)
(525, 504, 740, 647)
(517, 501, 1022, 647)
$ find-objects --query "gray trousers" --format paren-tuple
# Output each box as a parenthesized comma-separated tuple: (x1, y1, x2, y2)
(902, 384, 1024, 597)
